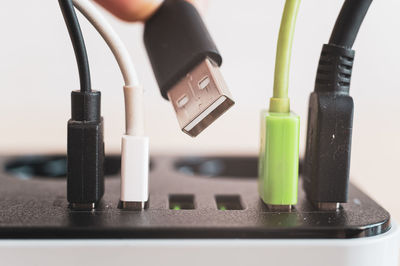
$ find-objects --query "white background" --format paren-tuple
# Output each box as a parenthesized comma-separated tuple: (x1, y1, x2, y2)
(0, 0, 399, 237)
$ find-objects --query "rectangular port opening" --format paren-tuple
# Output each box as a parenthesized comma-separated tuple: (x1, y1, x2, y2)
(169, 194, 195, 210)
(215, 195, 244, 210)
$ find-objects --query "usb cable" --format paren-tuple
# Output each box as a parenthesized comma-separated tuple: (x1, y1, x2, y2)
(59, 0, 105, 210)
(303, 0, 373, 210)
(143, 0, 234, 137)
(61, 0, 233, 210)
(73, 0, 149, 210)
(258, 0, 301, 211)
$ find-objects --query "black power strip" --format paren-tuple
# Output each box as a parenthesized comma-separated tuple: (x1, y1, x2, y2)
(0, 155, 390, 239)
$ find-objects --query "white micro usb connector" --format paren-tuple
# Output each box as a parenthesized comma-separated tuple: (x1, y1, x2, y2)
(121, 134, 149, 209)
(120, 85, 149, 210)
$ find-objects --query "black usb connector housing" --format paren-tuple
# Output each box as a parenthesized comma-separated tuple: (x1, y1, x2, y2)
(67, 91, 104, 210)
(303, 0, 372, 210)
(59, 0, 105, 210)
(304, 44, 354, 209)
(144, 0, 234, 137)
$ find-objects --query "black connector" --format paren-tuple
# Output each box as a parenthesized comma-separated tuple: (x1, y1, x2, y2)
(59, 0, 105, 210)
(144, 0, 234, 137)
(67, 91, 104, 210)
(144, 0, 221, 98)
(303, 0, 372, 210)
(304, 44, 354, 209)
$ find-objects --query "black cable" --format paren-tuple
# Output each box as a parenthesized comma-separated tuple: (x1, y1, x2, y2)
(329, 0, 373, 48)
(303, 0, 373, 208)
(59, 0, 91, 92)
(59, 0, 104, 209)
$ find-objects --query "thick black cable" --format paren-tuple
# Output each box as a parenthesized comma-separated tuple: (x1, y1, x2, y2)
(329, 0, 373, 48)
(303, 0, 373, 206)
(59, 0, 91, 92)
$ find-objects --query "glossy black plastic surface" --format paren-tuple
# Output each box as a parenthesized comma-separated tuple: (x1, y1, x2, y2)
(144, 0, 221, 98)
(304, 44, 355, 203)
(0, 155, 390, 239)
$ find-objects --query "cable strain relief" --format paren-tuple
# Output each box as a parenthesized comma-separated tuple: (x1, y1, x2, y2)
(71, 90, 101, 122)
(269, 97, 290, 113)
(123, 85, 145, 136)
(315, 44, 355, 94)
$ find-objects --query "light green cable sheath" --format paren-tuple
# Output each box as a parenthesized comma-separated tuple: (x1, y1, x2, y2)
(259, 0, 301, 207)
(270, 0, 301, 113)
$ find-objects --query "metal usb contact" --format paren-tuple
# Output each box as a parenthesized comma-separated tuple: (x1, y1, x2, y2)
(167, 58, 234, 137)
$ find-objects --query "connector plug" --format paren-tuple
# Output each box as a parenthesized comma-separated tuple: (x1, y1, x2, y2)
(258, 111, 300, 209)
(67, 90, 104, 210)
(120, 135, 149, 210)
(304, 44, 355, 208)
(167, 58, 234, 137)
(144, 0, 234, 137)
(258, 0, 301, 210)
(304, 92, 353, 207)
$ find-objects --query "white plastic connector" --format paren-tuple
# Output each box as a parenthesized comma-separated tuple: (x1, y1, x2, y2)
(121, 135, 149, 205)
(120, 85, 149, 210)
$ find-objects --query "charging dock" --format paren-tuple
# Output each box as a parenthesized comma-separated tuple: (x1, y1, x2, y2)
(0, 155, 399, 266)
(0, 154, 391, 239)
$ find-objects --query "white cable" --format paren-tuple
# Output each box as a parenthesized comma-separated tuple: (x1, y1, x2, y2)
(73, 0, 148, 206)
(72, 0, 138, 86)
(73, 0, 144, 136)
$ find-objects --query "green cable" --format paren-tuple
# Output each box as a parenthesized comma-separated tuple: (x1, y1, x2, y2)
(259, 0, 301, 207)
(270, 0, 301, 113)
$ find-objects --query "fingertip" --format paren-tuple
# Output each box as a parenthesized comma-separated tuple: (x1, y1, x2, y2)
(94, 0, 162, 22)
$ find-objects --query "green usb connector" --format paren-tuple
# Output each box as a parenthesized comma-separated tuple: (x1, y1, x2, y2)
(258, 0, 300, 210)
